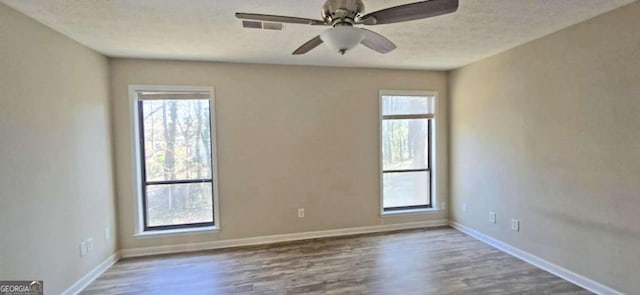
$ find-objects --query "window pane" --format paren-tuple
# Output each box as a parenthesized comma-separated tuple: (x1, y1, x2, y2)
(383, 171, 430, 208)
(141, 99, 212, 181)
(146, 182, 213, 227)
(382, 119, 429, 170)
(382, 95, 434, 116)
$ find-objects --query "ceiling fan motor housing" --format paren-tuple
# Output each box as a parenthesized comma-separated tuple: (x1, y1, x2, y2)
(322, 0, 365, 25)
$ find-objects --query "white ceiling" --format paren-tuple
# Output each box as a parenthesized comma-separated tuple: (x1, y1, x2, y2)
(2, 0, 635, 70)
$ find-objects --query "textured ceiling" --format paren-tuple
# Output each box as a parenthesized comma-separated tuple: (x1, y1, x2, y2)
(1, 0, 635, 70)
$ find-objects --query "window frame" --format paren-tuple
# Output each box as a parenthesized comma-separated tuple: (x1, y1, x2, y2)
(379, 90, 438, 215)
(129, 85, 220, 235)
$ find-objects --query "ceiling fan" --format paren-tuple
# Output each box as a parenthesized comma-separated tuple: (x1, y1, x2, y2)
(235, 0, 459, 55)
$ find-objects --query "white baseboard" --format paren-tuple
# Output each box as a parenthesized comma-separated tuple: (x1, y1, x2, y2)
(449, 221, 623, 295)
(62, 252, 120, 295)
(120, 219, 448, 258)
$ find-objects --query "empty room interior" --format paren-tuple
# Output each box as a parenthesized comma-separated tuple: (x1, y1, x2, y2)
(1, 0, 639, 294)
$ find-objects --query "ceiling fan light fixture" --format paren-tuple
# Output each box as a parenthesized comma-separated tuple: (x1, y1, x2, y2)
(320, 26, 364, 55)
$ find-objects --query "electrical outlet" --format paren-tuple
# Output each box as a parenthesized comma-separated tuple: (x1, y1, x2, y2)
(511, 219, 520, 232)
(298, 208, 305, 218)
(489, 212, 496, 224)
(104, 227, 111, 241)
(462, 203, 468, 213)
(86, 238, 94, 252)
(441, 202, 447, 210)
(79, 241, 88, 257)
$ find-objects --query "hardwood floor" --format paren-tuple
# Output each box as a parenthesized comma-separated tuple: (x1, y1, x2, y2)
(83, 227, 590, 294)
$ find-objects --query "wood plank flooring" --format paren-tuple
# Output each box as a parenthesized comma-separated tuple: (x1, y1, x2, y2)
(82, 227, 590, 294)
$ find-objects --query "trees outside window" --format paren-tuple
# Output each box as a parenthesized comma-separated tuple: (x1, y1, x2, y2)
(135, 90, 217, 231)
(381, 93, 435, 211)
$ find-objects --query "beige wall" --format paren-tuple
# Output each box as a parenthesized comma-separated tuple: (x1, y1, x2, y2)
(0, 3, 117, 294)
(449, 2, 640, 293)
(10, 0, 638, 292)
(109, 59, 448, 250)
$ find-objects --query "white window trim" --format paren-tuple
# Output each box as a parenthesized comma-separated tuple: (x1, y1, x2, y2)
(379, 90, 440, 216)
(128, 85, 221, 236)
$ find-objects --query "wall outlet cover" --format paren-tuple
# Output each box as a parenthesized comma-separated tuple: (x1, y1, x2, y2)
(86, 238, 94, 251)
(489, 212, 496, 224)
(511, 219, 520, 232)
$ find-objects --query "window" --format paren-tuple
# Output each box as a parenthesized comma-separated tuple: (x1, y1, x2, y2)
(380, 91, 435, 212)
(132, 86, 218, 232)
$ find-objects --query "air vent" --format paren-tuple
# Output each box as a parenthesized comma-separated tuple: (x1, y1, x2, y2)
(241, 21, 283, 31)
(263, 22, 283, 30)
(242, 20, 262, 29)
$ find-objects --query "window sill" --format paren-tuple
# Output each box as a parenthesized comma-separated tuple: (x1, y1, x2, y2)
(381, 208, 440, 216)
(134, 226, 219, 238)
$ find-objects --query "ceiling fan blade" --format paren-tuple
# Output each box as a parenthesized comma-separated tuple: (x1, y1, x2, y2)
(235, 13, 328, 26)
(359, 0, 458, 25)
(292, 35, 324, 55)
(359, 29, 397, 54)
